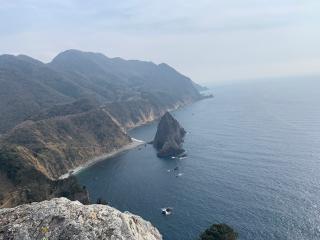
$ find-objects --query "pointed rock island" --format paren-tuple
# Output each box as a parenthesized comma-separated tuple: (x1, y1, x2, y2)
(153, 112, 186, 158)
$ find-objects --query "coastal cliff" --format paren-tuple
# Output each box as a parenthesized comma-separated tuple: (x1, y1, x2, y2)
(153, 112, 186, 157)
(0, 99, 188, 208)
(0, 104, 131, 207)
(0, 144, 89, 208)
(2, 108, 131, 179)
(0, 50, 203, 208)
(103, 95, 190, 130)
(0, 198, 162, 240)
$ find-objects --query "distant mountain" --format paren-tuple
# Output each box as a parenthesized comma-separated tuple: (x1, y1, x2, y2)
(0, 54, 95, 132)
(192, 82, 209, 91)
(49, 49, 200, 102)
(0, 49, 204, 208)
(0, 50, 201, 133)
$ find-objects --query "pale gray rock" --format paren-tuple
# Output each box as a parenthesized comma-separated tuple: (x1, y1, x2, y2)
(0, 198, 162, 240)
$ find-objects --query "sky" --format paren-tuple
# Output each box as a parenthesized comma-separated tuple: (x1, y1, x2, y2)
(0, 0, 320, 84)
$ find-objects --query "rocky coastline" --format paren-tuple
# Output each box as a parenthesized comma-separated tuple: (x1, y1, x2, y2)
(59, 138, 145, 179)
(0, 49, 206, 212)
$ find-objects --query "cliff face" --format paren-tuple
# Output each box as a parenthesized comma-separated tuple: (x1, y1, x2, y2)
(0, 197, 162, 240)
(2, 108, 131, 179)
(0, 103, 133, 208)
(153, 112, 186, 157)
(0, 98, 186, 208)
(0, 145, 89, 208)
(103, 96, 187, 130)
(0, 50, 202, 208)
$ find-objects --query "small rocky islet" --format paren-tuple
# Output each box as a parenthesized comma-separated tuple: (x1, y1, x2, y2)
(153, 112, 186, 158)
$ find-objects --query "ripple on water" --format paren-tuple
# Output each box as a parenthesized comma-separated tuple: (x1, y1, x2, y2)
(78, 79, 320, 240)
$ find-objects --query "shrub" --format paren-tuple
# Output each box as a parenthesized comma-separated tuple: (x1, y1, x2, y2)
(200, 223, 238, 240)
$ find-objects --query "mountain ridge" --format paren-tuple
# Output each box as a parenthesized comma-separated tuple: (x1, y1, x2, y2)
(0, 50, 202, 133)
(0, 49, 205, 208)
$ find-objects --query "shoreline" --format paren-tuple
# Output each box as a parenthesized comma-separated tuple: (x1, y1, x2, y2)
(58, 138, 145, 179)
(58, 99, 202, 180)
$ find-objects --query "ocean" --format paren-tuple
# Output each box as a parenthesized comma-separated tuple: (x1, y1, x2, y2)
(77, 77, 320, 240)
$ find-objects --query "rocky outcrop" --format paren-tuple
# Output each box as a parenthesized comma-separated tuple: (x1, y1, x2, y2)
(0, 197, 162, 240)
(0, 143, 89, 208)
(2, 108, 131, 179)
(0, 99, 187, 208)
(0, 103, 132, 208)
(153, 112, 186, 158)
(103, 94, 189, 131)
(0, 49, 202, 208)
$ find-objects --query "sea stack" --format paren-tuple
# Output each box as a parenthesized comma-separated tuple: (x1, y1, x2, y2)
(153, 112, 186, 158)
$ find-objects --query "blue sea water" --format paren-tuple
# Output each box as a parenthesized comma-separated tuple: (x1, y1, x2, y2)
(77, 77, 320, 240)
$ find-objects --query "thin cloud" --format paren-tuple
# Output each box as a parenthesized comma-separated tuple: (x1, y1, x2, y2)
(0, 0, 319, 83)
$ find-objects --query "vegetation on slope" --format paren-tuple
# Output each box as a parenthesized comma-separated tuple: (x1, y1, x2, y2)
(0, 50, 201, 133)
(0, 146, 89, 208)
(0, 49, 203, 208)
(2, 108, 131, 179)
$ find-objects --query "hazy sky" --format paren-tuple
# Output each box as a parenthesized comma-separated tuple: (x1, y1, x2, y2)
(1, 0, 320, 84)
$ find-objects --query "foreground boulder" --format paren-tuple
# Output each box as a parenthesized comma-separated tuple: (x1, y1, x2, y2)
(0, 198, 162, 240)
(153, 112, 186, 157)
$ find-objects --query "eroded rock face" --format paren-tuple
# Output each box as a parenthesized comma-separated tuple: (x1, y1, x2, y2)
(0, 198, 162, 240)
(153, 112, 186, 157)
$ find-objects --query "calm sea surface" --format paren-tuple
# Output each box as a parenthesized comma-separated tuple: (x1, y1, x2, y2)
(77, 77, 320, 240)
